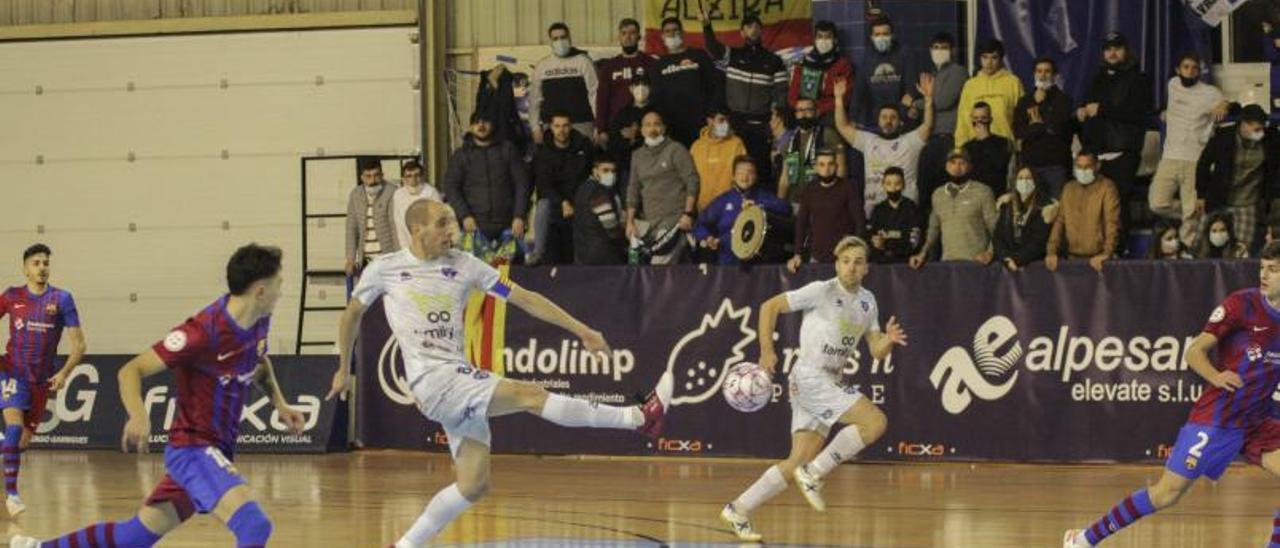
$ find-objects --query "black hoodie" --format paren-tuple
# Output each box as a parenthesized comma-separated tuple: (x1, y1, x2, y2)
(1081, 61, 1152, 154)
(533, 128, 595, 220)
(443, 134, 531, 235)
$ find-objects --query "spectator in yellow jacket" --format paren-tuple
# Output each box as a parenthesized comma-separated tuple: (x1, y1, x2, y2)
(954, 39, 1025, 146)
(691, 105, 748, 211)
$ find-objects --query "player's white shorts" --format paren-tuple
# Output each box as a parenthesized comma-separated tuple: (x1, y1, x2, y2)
(408, 361, 500, 458)
(788, 368, 862, 435)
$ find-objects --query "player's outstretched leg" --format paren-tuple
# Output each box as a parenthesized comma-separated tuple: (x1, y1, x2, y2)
(3, 407, 26, 516)
(487, 372, 673, 437)
(722, 431, 825, 542)
(396, 438, 490, 548)
(10, 502, 184, 548)
(1062, 470, 1190, 548)
(793, 398, 886, 512)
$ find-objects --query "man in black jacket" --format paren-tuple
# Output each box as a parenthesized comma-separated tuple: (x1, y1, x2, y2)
(1195, 105, 1280, 250)
(653, 17, 720, 148)
(962, 102, 1012, 195)
(443, 112, 530, 244)
(574, 156, 628, 265)
(699, 6, 788, 188)
(867, 167, 922, 264)
(1077, 32, 1151, 252)
(532, 112, 594, 265)
(1013, 57, 1074, 198)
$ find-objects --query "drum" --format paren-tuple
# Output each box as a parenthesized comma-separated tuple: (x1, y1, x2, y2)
(731, 204, 793, 264)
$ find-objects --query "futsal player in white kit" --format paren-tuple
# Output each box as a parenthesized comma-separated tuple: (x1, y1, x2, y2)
(328, 199, 672, 548)
(721, 236, 908, 541)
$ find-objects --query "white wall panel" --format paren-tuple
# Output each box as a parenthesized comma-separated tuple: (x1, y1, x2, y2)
(0, 27, 418, 353)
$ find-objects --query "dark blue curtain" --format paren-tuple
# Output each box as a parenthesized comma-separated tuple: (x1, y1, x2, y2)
(977, 0, 1214, 110)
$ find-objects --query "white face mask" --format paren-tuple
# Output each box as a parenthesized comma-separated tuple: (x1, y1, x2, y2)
(644, 135, 666, 147)
(552, 38, 572, 57)
(1246, 130, 1266, 142)
(598, 172, 617, 187)
(1035, 76, 1054, 90)
(1161, 238, 1179, 255)
(1210, 231, 1230, 248)
(663, 35, 683, 51)
(815, 38, 835, 54)
(1074, 168, 1096, 185)
(1015, 178, 1035, 199)
(872, 36, 892, 53)
(630, 85, 650, 105)
(930, 48, 950, 67)
(712, 121, 730, 138)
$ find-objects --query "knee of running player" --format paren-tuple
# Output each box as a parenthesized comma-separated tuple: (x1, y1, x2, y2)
(1146, 473, 1191, 509)
(850, 405, 888, 445)
(514, 383, 550, 414)
(455, 467, 491, 501)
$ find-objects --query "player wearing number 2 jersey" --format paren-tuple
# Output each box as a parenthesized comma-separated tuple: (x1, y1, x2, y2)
(330, 199, 672, 548)
(1063, 242, 1280, 548)
(11, 244, 306, 548)
(721, 236, 909, 542)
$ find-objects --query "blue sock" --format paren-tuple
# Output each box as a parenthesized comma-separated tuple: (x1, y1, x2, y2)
(1084, 489, 1157, 545)
(3, 424, 21, 496)
(1270, 509, 1279, 548)
(40, 516, 161, 548)
(227, 502, 273, 548)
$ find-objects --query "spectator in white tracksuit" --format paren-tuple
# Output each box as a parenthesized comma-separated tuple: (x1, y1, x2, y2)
(528, 22, 598, 144)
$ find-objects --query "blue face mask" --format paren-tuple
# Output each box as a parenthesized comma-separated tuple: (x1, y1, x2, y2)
(872, 35, 892, 53)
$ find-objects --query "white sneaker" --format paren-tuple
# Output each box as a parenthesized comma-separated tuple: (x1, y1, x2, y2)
(793, 464, 826, 512)
(719, 503, 763, 542)
(6, 494, 25, 517)
(1062, 529, 1091, 548)
(9, 534, 39, 548)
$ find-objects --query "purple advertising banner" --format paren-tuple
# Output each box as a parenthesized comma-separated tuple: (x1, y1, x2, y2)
(358, 261, 1273, 462)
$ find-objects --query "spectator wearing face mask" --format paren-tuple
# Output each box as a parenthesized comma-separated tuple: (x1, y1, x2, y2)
(789, 149, 864, 271)
(993, 166, 1055, 270)
(574, 156, 629, 265)
(1147, 220, 1191, 260)
(962, 102, 1013, 195)
(1196, 104, 1278, 251)
(627, 110, 700, 264)
(854, 15, 920, 127)
(916, 32, 968, 220)
(1149, 52, 1227, 249)
(652, 16, 721, 148)
(692, 105, 749, 212)
(1046, 151, 1120, 273)
(606, 74, 653, 201)
(694, 156, 791, 265)
(1013, 57, 1075, 198)
(834, 74, 934, 216)
(777, 98, 846, 206)
(866, 167, 922, 265)
(1194, 211, 1250, 259)
(955, 39, 1024, 146)
(910, 149, 997, 268)
(699, 7, 788, 189)
(529, 22, 598, 145)
(595, 18, 655, 149)
(789, 20, 855, 120)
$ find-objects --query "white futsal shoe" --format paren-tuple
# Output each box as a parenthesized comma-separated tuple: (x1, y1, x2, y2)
(9, 534, 39, 548)
(793, 464, 826, 512)
(719, 503, 763, 542)
(6, 494, 25, 517)
(1062, 529, 1092, 548)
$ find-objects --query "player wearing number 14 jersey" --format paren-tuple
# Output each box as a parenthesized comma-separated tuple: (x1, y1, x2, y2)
(1063, 241, 1280, 548)
(11, 244, 306, 548)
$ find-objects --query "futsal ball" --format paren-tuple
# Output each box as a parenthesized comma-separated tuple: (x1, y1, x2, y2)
(722, 362, 773, 412)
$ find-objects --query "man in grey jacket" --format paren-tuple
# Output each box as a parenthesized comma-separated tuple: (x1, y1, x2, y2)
(915, 32, 967, 221)
(346, 157, 398, 276)
(909, 149, 997, 268)
(626, 111, 700, 264)
(444, 112, 531, 243)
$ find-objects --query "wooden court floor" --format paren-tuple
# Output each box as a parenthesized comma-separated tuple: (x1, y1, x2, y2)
(0, 449, 1274, 547)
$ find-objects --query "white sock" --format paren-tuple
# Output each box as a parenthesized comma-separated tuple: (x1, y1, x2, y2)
(398, 483, 472, 547)
(733, 465, 788, 514)
(807, 425, 866, 478)
(539, 394, 642, 429)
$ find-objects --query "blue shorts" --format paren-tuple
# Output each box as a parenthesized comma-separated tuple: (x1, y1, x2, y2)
(158, 445, 247, 514)
(0, 370, 33, 411)
(1164, 424, 1245, 481)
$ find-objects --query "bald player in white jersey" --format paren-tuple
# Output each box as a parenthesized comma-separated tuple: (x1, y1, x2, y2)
(328, 199, 672, 548)
(720, 236, 908, 542)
